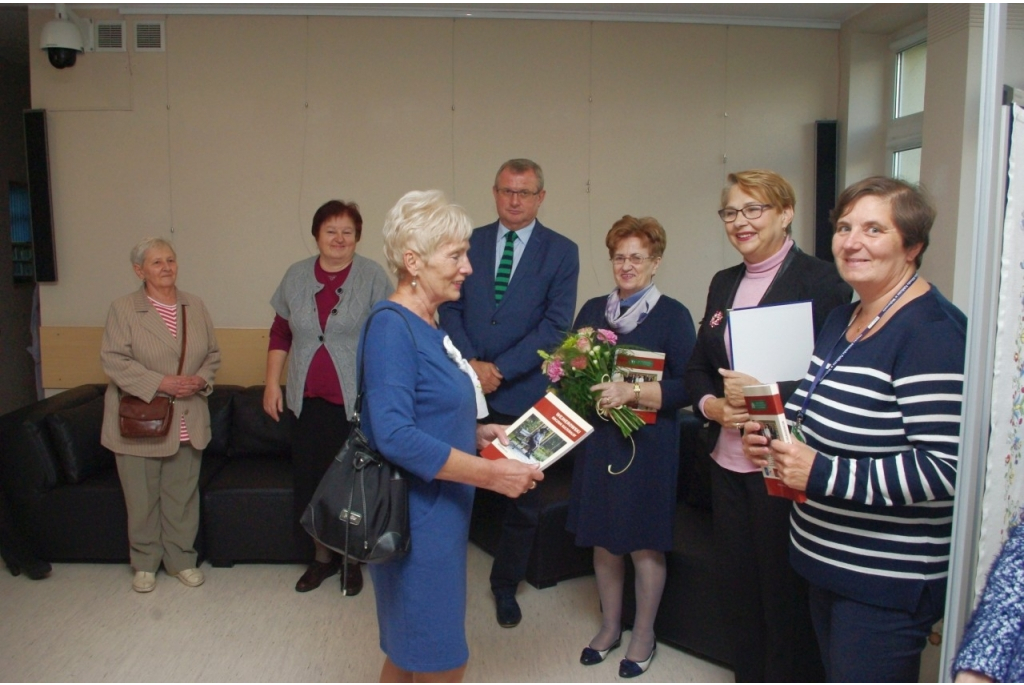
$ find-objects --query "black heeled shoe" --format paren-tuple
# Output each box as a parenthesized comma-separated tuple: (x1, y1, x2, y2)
(580, 635, 622, 666)
(618, 645, 656, 678)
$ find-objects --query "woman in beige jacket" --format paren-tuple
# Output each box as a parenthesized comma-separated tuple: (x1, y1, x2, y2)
(100, 237, 220, 593)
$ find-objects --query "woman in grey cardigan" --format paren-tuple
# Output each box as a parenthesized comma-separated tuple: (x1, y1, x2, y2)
(101, 237, 220, 593)
(263, 200, 393, 596)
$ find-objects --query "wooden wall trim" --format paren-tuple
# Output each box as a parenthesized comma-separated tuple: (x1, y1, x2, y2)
(40, 326, 276, 389)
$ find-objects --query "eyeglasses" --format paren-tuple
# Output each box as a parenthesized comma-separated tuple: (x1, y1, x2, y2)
(717, 204, 772, 222)
(611, 255, 656, 266)
(496, 188, 541, 200)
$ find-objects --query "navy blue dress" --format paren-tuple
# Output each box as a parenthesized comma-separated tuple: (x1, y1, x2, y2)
(566, 295, 696, 555)
(360, 302, 478, 673)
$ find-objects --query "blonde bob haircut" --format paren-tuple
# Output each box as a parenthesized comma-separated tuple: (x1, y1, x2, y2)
(130, 237, 175, 267)
(382, 190, 473, 278)
(721, 169, 796, 234)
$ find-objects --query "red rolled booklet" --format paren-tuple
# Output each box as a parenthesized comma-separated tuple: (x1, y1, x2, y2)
(481, 392, 594, 471)
(742, 383, 807, 503)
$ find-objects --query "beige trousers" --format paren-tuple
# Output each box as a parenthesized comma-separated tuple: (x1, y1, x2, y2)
(115, 443, 201, 575)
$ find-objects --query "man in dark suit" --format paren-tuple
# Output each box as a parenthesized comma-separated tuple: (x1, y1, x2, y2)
(439, 159, 579, 628)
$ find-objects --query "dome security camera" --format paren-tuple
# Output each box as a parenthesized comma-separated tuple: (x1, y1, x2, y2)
(39, 5, 93, 70)
(41, 18, 83, 69)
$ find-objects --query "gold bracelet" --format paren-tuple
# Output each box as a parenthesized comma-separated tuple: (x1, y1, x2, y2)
(633, 382, 641, 404)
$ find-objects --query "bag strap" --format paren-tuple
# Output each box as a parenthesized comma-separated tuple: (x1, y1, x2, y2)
(353, 303, 416, 426)
(176, 304, 188, 376)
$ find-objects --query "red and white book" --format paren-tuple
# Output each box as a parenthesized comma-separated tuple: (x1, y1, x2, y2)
(481, 392, 594, 470)
(742, 383, 807, 503)
(613, 349, 666, 424)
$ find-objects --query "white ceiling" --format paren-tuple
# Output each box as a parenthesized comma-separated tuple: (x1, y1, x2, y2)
(6, 3, 874, 67)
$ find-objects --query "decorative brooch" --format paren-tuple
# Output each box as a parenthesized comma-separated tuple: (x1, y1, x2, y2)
(709, 310, 724, 328)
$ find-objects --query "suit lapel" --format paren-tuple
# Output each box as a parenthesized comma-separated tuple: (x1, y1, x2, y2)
(133, 287, 181, 354)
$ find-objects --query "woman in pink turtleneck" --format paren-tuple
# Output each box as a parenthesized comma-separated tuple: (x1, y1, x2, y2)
(685, 170, 851, 682)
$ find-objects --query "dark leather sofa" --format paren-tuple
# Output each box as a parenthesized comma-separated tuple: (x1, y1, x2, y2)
(0, 384, 311, 566)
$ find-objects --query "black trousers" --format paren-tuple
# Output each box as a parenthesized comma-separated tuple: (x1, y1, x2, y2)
(485, 411, 541, 596)
(292, 398, 352, 553)
(711, 461, 824, 682)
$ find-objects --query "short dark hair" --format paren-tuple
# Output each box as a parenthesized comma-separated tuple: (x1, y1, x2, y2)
(494, 159, 544, 191)
(605, 215, 667, 259)
(831, 177, 935, 269)
(311, 200, 362, 241)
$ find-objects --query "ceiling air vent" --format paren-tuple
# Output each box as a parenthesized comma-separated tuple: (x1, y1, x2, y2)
(135, 21, 165, 52)
(96, 21, 126, 52)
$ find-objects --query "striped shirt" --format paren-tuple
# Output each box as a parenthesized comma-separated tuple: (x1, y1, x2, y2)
(149, 297, 190, 443)
(785, 288, 966, 612)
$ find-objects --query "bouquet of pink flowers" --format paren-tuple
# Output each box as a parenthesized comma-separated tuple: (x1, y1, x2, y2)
(538, 326, 645, 438)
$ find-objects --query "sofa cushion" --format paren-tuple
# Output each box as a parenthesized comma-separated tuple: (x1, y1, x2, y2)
(229, 386, 293, 458)
(45, 396, 115, 485)
(205, 385, 242, 459)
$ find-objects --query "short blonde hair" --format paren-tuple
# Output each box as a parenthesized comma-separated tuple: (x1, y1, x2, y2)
(382, 190, 473, 278)
(130, 237, 175, 267)
(721, 169, 796, 234)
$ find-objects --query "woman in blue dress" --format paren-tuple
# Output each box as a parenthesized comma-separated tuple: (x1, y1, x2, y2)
(360, 189, 543, 682)
(567, 216, 696, 678)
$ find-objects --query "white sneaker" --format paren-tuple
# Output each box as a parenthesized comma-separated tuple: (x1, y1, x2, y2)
(132, 571, 156, 593)
(175, 568, 204, 587)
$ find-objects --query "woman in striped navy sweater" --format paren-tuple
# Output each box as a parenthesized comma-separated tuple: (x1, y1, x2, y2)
(743, 177, 966, 682)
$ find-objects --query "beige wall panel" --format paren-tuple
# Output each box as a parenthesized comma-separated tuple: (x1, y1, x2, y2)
(302, 17, 455, 271)
(920, 25, 971, 300)
(163, 15, 308, 328)
(451, 20, 592, 273)
(589, 22, 728, 316)
(723, 27, 840, 260)
(29, 8, 132, 112)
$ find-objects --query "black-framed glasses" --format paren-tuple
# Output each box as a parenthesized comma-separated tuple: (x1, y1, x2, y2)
(717, 204, 772, 222)
(611, 254, 655, 266)
(496, 188, 541, 200)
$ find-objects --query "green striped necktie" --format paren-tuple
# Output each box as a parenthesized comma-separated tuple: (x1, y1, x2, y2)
(494, 230, 517, 303)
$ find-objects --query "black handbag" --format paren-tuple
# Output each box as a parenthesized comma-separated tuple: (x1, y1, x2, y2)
(300, 307, 411, 564)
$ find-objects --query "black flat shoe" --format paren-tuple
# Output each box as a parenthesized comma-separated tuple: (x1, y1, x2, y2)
(495, 593, 522, 628)
(341, 562, 362, 597)
(580, 636, 621, 666)
(619, 645, 656, 679)
(295, 558, 341, 592)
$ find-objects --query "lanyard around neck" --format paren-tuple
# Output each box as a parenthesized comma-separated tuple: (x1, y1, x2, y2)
(796, 273, 918, 427)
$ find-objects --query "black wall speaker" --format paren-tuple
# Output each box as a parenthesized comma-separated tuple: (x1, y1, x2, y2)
(814, 120, 839, 263)
(23, 109, 57, 282)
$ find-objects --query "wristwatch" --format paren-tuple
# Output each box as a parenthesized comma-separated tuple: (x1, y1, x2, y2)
(633, 382, 641, 405)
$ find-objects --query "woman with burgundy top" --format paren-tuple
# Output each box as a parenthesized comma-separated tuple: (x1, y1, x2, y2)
(263, 200, 393, 595)
(684, 170, 851, 681)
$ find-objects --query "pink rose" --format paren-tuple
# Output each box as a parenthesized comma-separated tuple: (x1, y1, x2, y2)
(596, 329, 617, 345)
(571, 356, 588, 370)
(576, 337, 592, 352)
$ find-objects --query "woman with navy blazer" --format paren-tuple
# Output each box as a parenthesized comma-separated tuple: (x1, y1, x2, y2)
(685, 170, 851, 682)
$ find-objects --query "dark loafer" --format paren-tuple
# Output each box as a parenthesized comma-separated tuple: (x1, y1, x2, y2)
(295, 559, 340, 593)
(341, 562, 363, 597)
(580, 636, 621, 666)
(495, 593, 522, 628)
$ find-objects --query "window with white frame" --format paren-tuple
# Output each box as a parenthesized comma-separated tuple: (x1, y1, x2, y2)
(888, 29, 927, 184)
